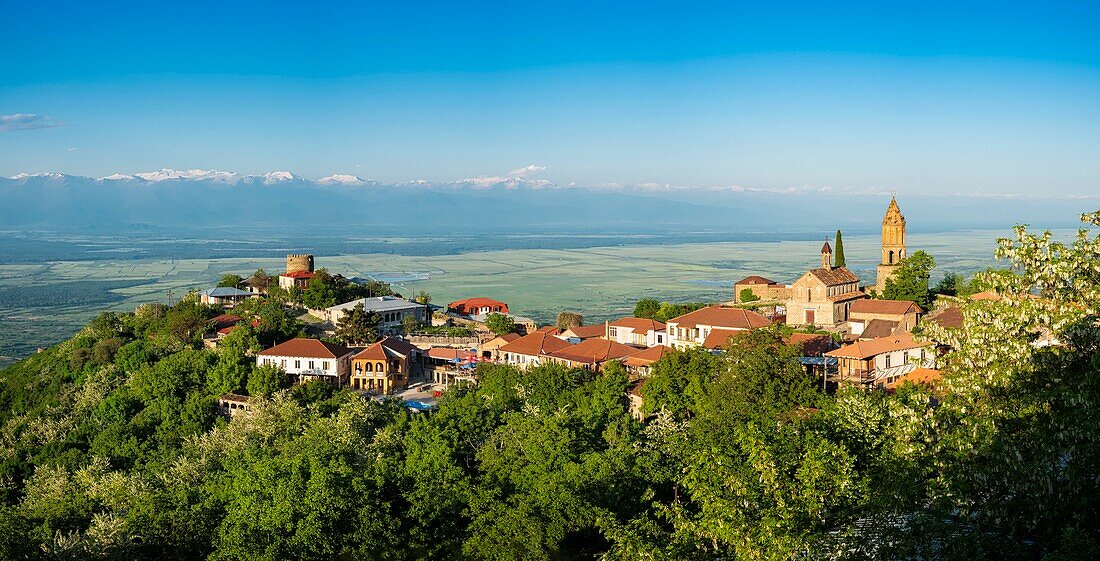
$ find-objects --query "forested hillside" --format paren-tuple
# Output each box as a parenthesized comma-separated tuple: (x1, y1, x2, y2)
(1, 213, 1098, 560)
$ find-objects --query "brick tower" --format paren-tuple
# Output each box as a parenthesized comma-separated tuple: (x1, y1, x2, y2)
(874, 197, 906, 293)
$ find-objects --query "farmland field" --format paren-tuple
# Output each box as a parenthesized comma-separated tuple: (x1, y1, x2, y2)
(0, 229, 1030, 365)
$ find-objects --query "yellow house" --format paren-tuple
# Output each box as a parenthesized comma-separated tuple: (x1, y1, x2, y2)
(350, 337, 419, 395)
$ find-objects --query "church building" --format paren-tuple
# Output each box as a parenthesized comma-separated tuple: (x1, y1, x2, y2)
(875, 197, 907, 294)
(785, 241, 866, 326)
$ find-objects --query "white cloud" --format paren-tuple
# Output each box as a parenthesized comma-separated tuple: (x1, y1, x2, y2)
(0, 113, 65, 131)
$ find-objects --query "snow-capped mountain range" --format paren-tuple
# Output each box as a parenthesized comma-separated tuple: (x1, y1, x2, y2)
(2, 168, 555, 190)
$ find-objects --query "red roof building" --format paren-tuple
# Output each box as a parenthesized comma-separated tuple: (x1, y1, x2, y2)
(448, 297, 509, 316)
(256, 338, 354, 386)
(498, 330, 573, 369)
(543, 338, 638, 370)
(667, 306, 772, 348)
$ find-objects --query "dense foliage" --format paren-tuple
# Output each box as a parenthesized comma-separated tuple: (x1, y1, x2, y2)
(300, 269, 394, 310)
(633, 299, 709, 323)
(880, 249, 936, 308)
(484, 313, 516, 336)
(1, 213, 1098, 559)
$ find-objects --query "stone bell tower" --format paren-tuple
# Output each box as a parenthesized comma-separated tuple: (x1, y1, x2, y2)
(875, 196, 906, 293)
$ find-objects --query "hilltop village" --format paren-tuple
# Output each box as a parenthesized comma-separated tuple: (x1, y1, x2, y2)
(193, 197, 970, 416)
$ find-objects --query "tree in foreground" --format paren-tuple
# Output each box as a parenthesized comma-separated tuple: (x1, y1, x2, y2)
(633, 298, 661, 319)
(881, 250, 935, 308)
(334, 303, 380, 345)
(739, 288, 760, 303)
(834, 229, 846, 267)
(218, 274, 243, 288)
(484, 313, 515, 336)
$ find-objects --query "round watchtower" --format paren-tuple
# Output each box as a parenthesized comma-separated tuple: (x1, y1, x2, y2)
(286, 254, 315, 274)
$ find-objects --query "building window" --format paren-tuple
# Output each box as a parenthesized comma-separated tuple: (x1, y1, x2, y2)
(295, 360, 300, 369)
(309, 360, 315, 370)
(609, 327, 617, 337)
(885, 354, 892, 368)
(280, 359, 286, 368)
(323, 361, 329, 370)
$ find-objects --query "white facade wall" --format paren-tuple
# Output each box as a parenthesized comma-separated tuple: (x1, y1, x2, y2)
(256, 353, 351, 383)
(667, 323, 744, 348)
(607, 327, 667, 348)
(872, 346, 935, 372)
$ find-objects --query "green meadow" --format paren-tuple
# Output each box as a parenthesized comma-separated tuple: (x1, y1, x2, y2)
(0, 230, 1014, 365)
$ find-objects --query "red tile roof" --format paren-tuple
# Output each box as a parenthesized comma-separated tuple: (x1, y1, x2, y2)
(669, 306, 772, 330)
(885, 368, 942, 389)
(499, 331, 573, 357)
(808, 266, 860, 286)
(562, 324, 608, 339)
(734, 275, 778, 286)
(534, 326, 561, 335)
(927, 306, 963, 329)
(859, 319, 900, 340)
(623, 345, 673, 367)
(353, 337, 418, 361)
(786, 333, 835, 356)
(850, 299, 923, 315)
(281, 271, 316, 279)
(545, 338, 638, 365)
(448, 297, 509, 315)
(258, 338, 353, 359)
(701, 328, 742, 349)
(825, 333, 932, 360)
(426, 347, 476, 360)
(609, 317, 666, 332)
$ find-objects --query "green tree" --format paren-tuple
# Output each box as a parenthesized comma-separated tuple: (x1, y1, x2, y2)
(163, 296, 212, 343)
(891, 211, 1100, 557)
(413, 290, 432, 305)
(402, 314, 419, 335)
(334, 303, 380, 345)
(300, 269, 339, 309)
(250, 268, 272, 291)
(556, 311, 583, 330)
(218, 274, 243, 288)
(739, 288, 761, 303)
(881, 250, 935, 308)
(485, 313, 516, 336)
(932, 271, 961, 296)
(834, 229, 846, 267)
(246, 363, 290, 397)
(633, 298, 661, 319)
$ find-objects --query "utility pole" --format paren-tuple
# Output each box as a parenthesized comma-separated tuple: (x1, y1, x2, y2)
(167, 289, 174, 306)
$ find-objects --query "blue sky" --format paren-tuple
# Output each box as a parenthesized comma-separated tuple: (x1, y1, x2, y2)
(2, 0, 1099, 195)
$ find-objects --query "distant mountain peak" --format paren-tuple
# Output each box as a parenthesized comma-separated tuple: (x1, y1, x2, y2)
(133, 168, 240, 182)
(99, 173, 135, 181)
(260, 171, 298, 184)
(316, 174, 370, 186)
(10, 172, 65, 180)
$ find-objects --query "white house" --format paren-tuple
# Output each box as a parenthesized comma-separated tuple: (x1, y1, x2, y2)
(199, 286, 256, 307)
(323, 296, 428, 334)
(497, 330, 573, 370)
(606, 317, 667, 348)
(256, 338, 353, 386)
(824, 333, 937, 388)
(666, 306, 772, 348)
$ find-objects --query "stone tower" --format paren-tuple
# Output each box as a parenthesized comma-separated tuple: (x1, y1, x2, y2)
(286, 254, 315, 274)
(820, 240, 833, 271)
(875, 197, 906, 293)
